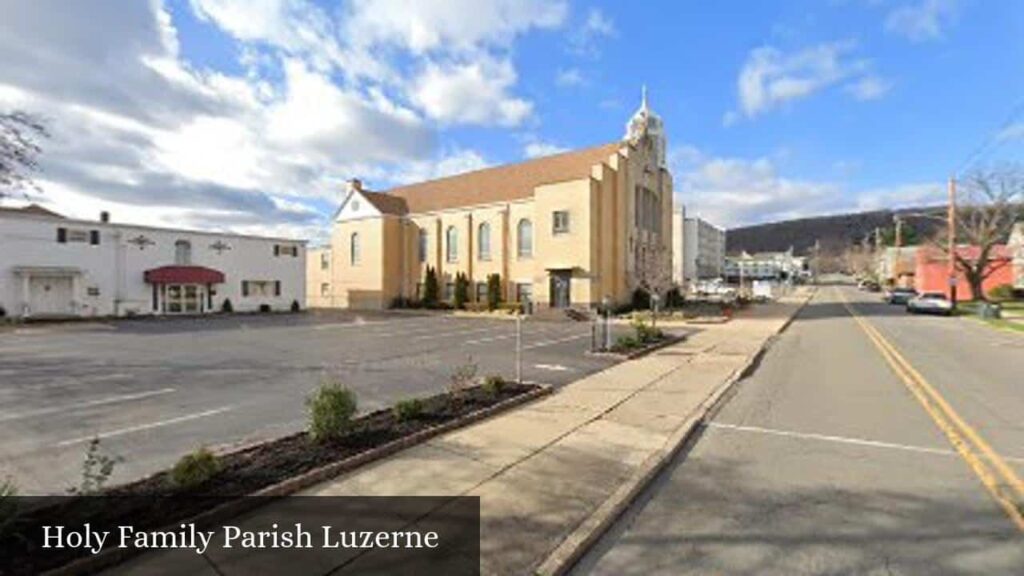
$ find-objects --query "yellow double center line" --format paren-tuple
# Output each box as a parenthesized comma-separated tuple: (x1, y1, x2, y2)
(837, 288, 1024, 532)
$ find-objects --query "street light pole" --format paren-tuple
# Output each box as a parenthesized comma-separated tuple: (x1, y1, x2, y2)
(948, 176, 958, 309)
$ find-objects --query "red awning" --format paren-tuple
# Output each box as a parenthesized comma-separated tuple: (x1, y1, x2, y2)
(144, 265, 225, 284)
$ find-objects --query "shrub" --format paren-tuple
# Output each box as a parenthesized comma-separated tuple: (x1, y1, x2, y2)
(988, 283, 1016, 302)
(482, 374, 505, 396)
(307, 380, 358, 443)
(259, 304, 272, 313)
(486, 273, 502, 311)
(631, 288, 651, 311)
(291, 299, 301, 313)
(423, 266, 439, 307)
(497, 302, 523, 315)
(448, 356, 478, 400)
(454, 272, 470, 310)
(221, 298, 233, 313)
(613, 335, 639, 352)
(464, 302, 489, 313)
(0, 305, 6, 318)
(170, 447, 220, 489)
(0, 478, 16, 537)
(665, 287, 685, 309)
(632, 318, 663, 344)
(69, 437, 123, 495)
(393, 398, 425, 422)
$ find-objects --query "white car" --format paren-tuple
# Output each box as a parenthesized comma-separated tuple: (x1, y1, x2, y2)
(906, 292, 954, 316)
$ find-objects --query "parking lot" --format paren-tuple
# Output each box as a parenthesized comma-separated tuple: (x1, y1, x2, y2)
(0, 311, 643, 494)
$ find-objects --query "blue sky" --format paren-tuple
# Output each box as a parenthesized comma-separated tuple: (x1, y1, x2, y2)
(1, 0, 1022, 239)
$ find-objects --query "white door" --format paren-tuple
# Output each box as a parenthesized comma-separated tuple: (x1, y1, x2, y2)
(29, 276, 74, 316)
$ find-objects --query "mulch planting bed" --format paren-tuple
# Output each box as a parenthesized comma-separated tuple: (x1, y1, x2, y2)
(1, 383, 538, 575)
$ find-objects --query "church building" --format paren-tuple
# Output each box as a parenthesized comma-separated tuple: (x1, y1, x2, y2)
(316, 90, 673, 311)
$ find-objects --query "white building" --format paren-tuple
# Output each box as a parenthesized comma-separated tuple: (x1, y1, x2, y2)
(1009, 222, 1024, 289)
(724, 249, 807, 282)
(671, 205, 686, 287)
(681, 216, 726, 284)
(0, 205, 307, 319)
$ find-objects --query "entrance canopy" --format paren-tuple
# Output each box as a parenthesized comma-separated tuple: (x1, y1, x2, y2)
(144, 265, 224, 284)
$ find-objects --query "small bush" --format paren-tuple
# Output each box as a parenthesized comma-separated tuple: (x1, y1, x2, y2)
(482, 374, 505, 396)
(665, 287, 685, 309)
(307, 380, 358, 443)
(631, 288, 651, 311)
(988, 283, 1016, 302)
(170, 447, 220, 489)
(454, 272, 470, 310)
(259, 304, 272, 313)
(291, 299, 301, 313)
(0, 305, 6, 318)
(393, 398, 425, 422)
(422, 266, 440, 307)
(69, 437, 123, 495)
(632, 318, 663, 344)
(497, 302, 523, 315)
(221, 298, 233, 313)
(0, 478, 16, 537)
(449, 356, 478, 400)
(613, 335, 639, 352)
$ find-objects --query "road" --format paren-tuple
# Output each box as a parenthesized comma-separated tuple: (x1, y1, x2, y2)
(573, 286, 1024, 575)
(0, 310, 640, 494)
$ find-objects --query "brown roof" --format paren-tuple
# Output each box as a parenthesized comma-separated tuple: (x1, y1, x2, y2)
(0, 203, 65, 218)
(361, 190, 409, 216)
(381, 141, 623, 214)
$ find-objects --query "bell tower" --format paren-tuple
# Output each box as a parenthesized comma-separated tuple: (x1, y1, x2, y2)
(624, 85, 666, 168)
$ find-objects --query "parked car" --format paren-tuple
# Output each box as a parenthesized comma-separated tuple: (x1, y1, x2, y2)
(906, 292, 954, 316)
(858, 279, 881, 292)
(885, 287, 917, 305)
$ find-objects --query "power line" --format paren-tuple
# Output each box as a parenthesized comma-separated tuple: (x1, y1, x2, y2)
(954, 95, 1024, 176)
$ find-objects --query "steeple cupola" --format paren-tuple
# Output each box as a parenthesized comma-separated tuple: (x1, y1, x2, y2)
(624, 85, 666, 168)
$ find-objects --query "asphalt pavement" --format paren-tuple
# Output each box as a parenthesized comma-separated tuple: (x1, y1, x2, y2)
(0, 310, 639, 494)
(572, 286, 1024, 575)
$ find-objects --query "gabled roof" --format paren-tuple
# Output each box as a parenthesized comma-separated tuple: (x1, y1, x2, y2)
(361, 190, 409, 216)
(381, 141, 623, 214)
(0, 203, 65, 218)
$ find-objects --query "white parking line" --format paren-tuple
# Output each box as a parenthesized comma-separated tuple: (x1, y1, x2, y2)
(411, 326, 498, 341)
(55, 406, 233, 447)
(707, 422, 1024, 464)
(534, 364, 574, 372)
(0, 388, 175, 423)
(522, 333, 590, 350)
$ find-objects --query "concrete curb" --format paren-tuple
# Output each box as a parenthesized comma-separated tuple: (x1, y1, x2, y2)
(536, 290, 815, 576)
(49, 385, 552, 576)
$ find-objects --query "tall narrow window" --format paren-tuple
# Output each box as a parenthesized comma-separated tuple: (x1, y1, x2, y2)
(174, 240, 191, 265)
(517, 219, 533, 258)
(350, 232, 361, 265)
(320, 252, 330, 270)
(446, 226, 458, 263)
(478, 222, 491, 260)
(418, 229, 428, 263)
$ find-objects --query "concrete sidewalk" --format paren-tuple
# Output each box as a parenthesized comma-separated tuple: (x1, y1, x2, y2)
(306, 291, 811, 575)
(108, 291, 810, 576)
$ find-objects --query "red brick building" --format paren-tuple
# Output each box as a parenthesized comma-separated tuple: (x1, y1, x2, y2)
(914, 245, 1013, 301)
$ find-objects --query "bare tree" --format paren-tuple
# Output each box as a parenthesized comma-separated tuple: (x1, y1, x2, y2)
(0, 111, 49, 199)
(931, 166, 1024, 301)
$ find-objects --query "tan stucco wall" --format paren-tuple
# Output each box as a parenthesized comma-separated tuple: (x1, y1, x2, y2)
(306, 247, 334, 307)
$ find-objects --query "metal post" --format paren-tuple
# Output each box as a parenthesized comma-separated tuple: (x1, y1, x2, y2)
(515, 314, 522, 384)
(948, 176, 958, 310)
(602, 296, 612, 351)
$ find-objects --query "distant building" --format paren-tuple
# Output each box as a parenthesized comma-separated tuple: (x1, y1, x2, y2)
(1010, 222, 1024, 289)
(0, 204, 306, 319)
(671, 205, 686, 287)
(914, 245, 1013, 301)
(682, 217, 725, 283)
(876, 246, 918, 288)
(724, 249, 806, 282)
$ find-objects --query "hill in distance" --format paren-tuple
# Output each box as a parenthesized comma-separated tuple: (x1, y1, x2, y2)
(725, 206, 946, 255)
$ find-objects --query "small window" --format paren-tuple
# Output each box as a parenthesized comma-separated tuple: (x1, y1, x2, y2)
(274, 244, 298, 257)
(446, 226, 458, 263)
(90, 230, 101, 245)
(552, 211, 570, 234)
(418, 229, 428, 263)
(478, 222, 491, 261)
(174, 240, 192, 265)
(350, 233, 361, 265)
(517, 219, 533, 258)
(516, 282, 533, 303)
(241, 281, 250, 297)
(476, 282, 488, 302)
(320, 252, 330, 270)
(274, 281, 281, 297)
(321, 283, 330, 296)
(444, 282, 455, 302)
(57, 227, 67, 243)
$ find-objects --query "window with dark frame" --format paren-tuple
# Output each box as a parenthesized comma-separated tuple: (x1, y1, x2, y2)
(552, 211, 570, 234)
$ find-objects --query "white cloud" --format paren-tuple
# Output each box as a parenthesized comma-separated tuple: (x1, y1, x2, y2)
(387, 149, 490, 185)
(670, 145, 942, 227)
(727, 41, 887, 122)
(556, 68, 586, 87)
(885, 0, 960, 42)
(845, 75, 893, 100)
(523, 140, 569, 158)
(411, 58, 532, 126)
(569, 8, 617, 56)
(342, 0, 568, 54)
(996, 122, 1024, 143)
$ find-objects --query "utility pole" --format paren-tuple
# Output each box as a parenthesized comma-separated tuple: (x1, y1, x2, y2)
(948, 176, 958, 308)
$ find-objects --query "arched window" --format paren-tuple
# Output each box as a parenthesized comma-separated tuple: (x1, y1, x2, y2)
(478, 222, 491, 261)
(446, 226, 458, 263)
(174, 240, 191, 265)
(517, 219, 533, 258)
(418, 229, 428, 263)
(350, 232, 361, 265)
